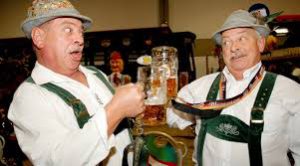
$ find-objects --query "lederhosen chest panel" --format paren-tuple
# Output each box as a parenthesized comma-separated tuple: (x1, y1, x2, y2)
(196, 72, 277, 166)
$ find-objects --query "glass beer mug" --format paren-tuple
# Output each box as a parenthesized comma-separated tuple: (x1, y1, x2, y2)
(137, 46, 178, 126)
(151, 46, 178, 99)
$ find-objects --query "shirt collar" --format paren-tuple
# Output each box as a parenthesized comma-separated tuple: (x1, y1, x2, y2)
(31, 62, 96, 85)
(222, 62, 262, 82)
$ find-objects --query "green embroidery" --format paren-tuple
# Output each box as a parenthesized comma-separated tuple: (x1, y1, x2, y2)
(41, 82, 90, 129)
(206, 114, 249, 143)
(197, 72, 277, 166)
(216, 123, 239, 136)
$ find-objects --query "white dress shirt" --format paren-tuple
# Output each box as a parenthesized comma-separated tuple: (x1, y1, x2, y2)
(167, 62, 300, 166)
(8, 62, 132, 166)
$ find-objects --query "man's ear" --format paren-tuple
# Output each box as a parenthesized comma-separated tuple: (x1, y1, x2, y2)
(258, 36, 266, 53)
(31, 27, 45, 49)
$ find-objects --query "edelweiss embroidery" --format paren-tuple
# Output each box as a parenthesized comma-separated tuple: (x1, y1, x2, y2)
(216, 123, 239, 136)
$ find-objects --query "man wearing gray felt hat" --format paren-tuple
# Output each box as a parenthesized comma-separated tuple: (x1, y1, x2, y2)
(21, 0, 92, 38)
(212, 9, 270, 45)
(167, 9, 300, 166)
(9, 0, 146, 165)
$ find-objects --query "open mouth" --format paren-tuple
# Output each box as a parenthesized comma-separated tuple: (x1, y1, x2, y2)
(70, 49, 82, 61)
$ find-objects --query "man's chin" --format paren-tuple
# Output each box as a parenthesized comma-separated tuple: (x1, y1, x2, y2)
(69, 61, 81, 69)
(229, 63, 249, 72)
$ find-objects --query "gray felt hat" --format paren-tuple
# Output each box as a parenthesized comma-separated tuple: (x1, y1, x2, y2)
(212, 9, 270, 45)
(21, 0, 92, 38)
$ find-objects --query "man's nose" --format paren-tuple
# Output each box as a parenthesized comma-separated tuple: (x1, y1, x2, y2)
(230, 41, 240, 52)
(74, 32, 84, 46)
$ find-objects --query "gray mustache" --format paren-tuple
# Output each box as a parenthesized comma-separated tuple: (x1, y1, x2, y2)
(231, 53, 246, 60)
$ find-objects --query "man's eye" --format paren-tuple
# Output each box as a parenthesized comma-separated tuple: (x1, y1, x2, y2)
(64, 28, 72, 33)
(239, 37, 246, 42)
(222, 41, 230, 46)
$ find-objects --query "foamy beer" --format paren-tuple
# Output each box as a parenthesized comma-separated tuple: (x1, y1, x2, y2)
(142, 68, 167, 126)
(143, 103, 165, 126)
(167, 77, 177, 98)
(141, 46, 178, 126)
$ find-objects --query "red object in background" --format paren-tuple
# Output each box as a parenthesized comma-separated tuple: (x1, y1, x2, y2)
(276, 15, 300, 22)
(167, 78, 177, 98)
(179, 72, 189, 89)
(110, 51, 122, 60)
(109, 51, 124, 73)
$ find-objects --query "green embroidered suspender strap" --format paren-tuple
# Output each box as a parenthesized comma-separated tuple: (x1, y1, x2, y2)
(86, 66, 132, 137)
(197, 72, 277, 166)
(44, 83, 91, 128)
(26, 76, 90, 128)
(206, 73, 221, 101)
(26, 66, 130, 132)
(248, 72, 277, 166)
(197, 73, 223, 165)
(86, 66, 115, 94)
